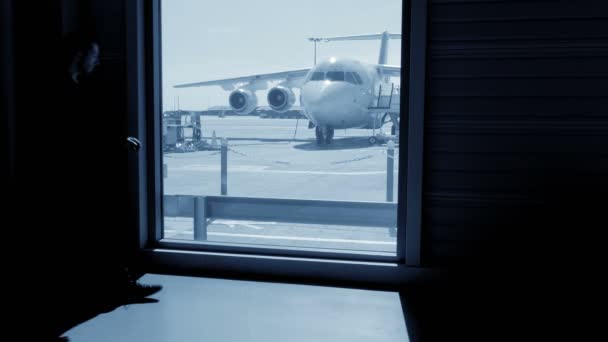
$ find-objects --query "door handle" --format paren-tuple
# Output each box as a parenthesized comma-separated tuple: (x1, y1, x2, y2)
(126, 137, 141, 152)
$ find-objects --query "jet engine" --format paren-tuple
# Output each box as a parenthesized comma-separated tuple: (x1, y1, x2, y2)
(229, 89, 258, 115)
(267, 86, 295, 113)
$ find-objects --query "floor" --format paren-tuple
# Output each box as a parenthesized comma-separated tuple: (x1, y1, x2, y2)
(63, 274, 410, 342)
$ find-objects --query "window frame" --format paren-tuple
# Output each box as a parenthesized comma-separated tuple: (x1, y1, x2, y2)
(352, 72, 364, 85)
(129, 0, 427, 285)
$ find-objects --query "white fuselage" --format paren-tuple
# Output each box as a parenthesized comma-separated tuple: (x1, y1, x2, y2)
(300, 57, 390, 130)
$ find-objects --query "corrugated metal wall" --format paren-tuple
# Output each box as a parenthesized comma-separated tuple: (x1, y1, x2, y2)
(423, 0, 608, 266)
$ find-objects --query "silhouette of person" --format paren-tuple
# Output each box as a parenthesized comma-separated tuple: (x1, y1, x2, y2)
(33, 30, 163, 341)
(64, 29, 162, 298)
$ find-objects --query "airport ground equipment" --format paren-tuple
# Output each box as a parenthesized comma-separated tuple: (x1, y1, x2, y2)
(162, 111, 217, 152)
(367, 84, 400, 144)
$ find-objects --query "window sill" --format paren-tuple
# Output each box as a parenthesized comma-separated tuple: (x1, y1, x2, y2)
(137, 247, 437, 288)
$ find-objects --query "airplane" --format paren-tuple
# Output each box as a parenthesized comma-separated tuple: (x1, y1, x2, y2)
(174, 30, 401, 145)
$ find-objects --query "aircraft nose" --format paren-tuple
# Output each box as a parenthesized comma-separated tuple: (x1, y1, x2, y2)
(301, 82, 343, 108)
(301, 82, 323, 107)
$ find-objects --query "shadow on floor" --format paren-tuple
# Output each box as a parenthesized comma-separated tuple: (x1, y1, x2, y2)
(37, 296, 159, 341)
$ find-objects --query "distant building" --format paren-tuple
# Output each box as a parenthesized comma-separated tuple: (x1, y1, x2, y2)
(163, 106, 305, 119)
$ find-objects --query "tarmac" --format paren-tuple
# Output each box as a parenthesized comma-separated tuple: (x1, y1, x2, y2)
(163, 116, 400, 254)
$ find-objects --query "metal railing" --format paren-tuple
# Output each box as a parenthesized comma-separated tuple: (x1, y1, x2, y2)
(368, 83, 395, 110)
(164, 195, 398, 241)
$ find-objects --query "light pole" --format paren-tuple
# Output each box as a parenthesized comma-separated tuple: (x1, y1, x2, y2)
(308, 37, 322, 65)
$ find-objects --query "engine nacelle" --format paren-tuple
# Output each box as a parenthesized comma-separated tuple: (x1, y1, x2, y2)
(267, 86, 295, 113)
(229, 89, 258, 115)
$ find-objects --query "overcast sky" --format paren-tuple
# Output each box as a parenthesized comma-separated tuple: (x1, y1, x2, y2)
(161, 0, 403, 111)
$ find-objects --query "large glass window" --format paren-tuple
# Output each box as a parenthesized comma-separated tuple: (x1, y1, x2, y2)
(160, 0, 402, 258)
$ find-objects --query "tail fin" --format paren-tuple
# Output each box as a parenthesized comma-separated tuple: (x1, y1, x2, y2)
(308, 30, 401, 65)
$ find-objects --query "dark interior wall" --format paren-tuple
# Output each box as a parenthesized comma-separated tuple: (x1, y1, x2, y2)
(8, 0, 133, 256)
(423, 0, 608, 268)
(408, 3, 607, 340)
(1, 0, 15, 187)
(11, 0, 62, 181)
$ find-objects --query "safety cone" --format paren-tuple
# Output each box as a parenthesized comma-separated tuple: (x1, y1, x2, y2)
(211, 130, 218, 149)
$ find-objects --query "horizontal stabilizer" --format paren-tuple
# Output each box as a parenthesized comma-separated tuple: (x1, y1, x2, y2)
(309, 32, 401, 42)
(309, 30, 401, 65)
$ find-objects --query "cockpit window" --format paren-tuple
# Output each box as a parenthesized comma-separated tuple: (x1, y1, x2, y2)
(310, 72, 325, 81)
(345, 72, 363, 85)
(308, 70, 362, 84)
(326, 71, 344, 81)
(345, 72, 357, 84)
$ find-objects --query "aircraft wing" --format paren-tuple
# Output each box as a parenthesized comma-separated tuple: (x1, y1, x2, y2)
(174, 68, 310, 91)
(377, 64, 401, 77)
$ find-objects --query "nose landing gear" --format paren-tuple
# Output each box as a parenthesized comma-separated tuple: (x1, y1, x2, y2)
(315, 126, 334, 145)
